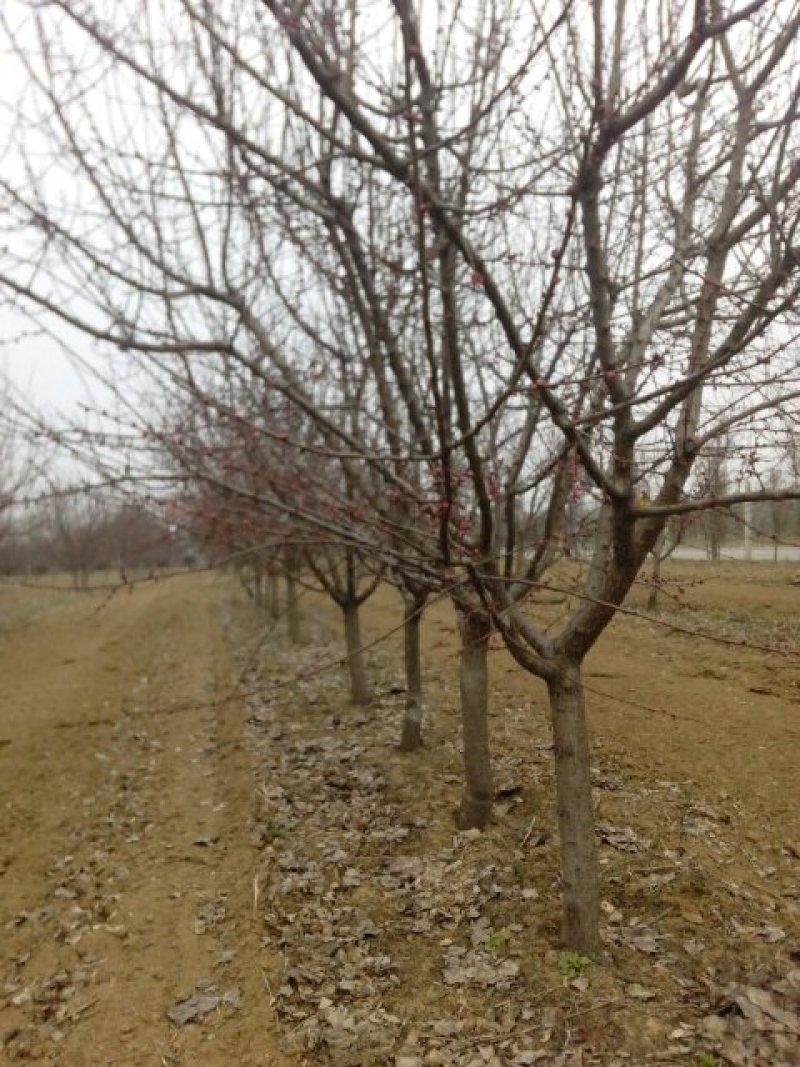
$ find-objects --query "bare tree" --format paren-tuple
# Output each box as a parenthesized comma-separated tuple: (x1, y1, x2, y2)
(695, 453, 730, 561)
(305, 545, 382, 705)
(48, 491, 112, 588)
(765, 467, 790, 560)
(646, 514, 690, 611)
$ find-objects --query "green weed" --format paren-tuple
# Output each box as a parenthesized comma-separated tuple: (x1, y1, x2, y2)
(484, 929, 510, 953)
(558, 950, 592, 979)
(695, 1053, 718, 1067)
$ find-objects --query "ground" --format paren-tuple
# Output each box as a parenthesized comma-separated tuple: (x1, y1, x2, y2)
(0, 577, 282, 1066)
(0, 564, 797, 1066)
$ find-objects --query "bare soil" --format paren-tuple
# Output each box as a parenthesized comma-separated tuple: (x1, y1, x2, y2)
(1, 564, 798, 1066)
(0, 576, 287, 1066)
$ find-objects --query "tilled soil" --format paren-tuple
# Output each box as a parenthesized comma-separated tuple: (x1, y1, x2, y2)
(0, 567, 798, 1066)
(0, 576, 286, 1066)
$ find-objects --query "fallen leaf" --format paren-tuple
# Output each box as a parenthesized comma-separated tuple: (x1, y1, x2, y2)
(166, 994, 220, 1026)
(626, 983, 656, 1001)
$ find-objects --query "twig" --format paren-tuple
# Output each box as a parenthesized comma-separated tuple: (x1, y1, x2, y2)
(65, 996, 100, 1022)
(517, 997, 623, 1037)
(520, 813, 539, 848)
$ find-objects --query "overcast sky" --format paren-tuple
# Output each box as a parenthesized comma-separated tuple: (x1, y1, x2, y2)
(1, 311, 98, 419)
(0, 0, 108, 422)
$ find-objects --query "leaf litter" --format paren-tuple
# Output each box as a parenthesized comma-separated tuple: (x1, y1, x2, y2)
(227, 602, 800, 1067)
(166, 982, 242, 1026)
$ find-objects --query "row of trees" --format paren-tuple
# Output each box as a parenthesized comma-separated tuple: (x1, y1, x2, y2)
(2, 0, 800, 953)
(0, 494, 188, 584)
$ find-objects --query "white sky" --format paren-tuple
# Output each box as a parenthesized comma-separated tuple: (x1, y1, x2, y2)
(2, 326, 82, 413)
(0, 1, 97, 422)
(0, 307, 112, 424)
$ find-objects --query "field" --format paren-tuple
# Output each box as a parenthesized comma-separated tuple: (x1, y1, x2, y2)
(0, 565, 798, 1066)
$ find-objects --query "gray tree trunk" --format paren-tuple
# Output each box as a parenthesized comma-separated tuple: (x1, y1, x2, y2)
(455, 609, 492, 830)
(343, 603, 370, 705)
(547, 662, 600, 955)
(268, 572, 281, 619)
(239, 566, 254, 599)
(286, 574, 302, 644)
(253, 566, 264, 607)
(398, 594, 425, 751)
(647, 554, 662, 611)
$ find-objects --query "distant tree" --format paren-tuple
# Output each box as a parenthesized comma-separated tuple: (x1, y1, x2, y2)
(0, 380, 37, 567)
(766, 469, 789, 561)
(694, 453, 731, 562)
(49, 492, 112, 588)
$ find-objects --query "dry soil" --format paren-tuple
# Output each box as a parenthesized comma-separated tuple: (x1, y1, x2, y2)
(0, 564, 798, 1066)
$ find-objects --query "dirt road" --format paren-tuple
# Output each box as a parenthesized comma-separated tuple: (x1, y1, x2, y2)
(0, 577, 284, 1066)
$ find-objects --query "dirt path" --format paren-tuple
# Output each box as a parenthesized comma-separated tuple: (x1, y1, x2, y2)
(1, 568, 797, 1065)
(0, 577, 286, 1066)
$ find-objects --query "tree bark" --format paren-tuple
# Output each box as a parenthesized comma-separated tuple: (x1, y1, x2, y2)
(398, 593, 425, 751)
(286, 573, 302, 644)
(268, 571, 281, 619)
(253, 565, 264, 607)
(239, 565, 254, 600)
(547, 662, 600, 955)
(455, 609, 492, 830)
(647, 554, 662, 611)
(342, 602, 370, 705)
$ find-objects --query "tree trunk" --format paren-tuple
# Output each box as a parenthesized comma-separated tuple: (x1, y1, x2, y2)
(342, 603, 370, 705)
(547, 662, 600, 955)
(253, 565, 264, 607)
(398, 593, 425, 751)
(268, 572, 281, 619)
(647, 554, 662, 612)
(455, 609, 492, 830)
(286, 574, 302, 644)
(239, 565, 254, 599)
